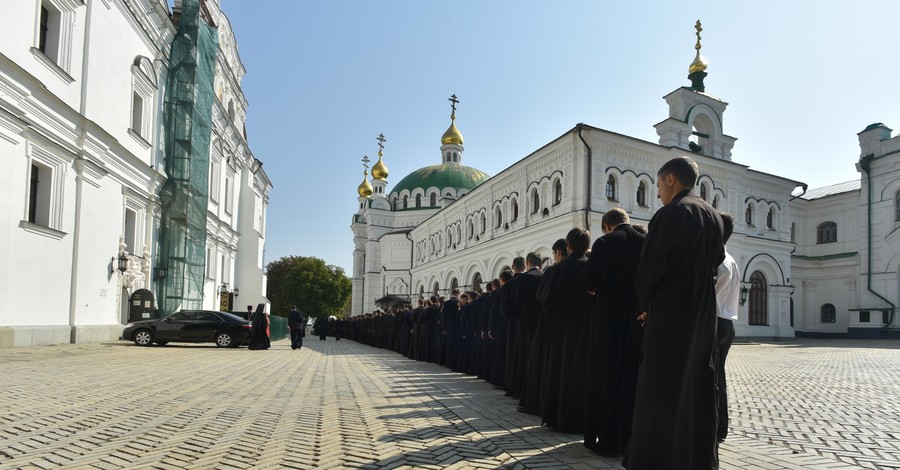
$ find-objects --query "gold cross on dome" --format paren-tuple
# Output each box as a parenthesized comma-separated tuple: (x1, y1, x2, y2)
(448, 94, 460, 117)
(361, 155, 370, 169)
(695, 20, 703, 51)
(376, 134, 386, 153)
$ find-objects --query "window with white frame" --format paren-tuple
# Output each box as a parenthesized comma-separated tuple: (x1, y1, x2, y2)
(745, 204, 753, 226)
(553, 179, 562, 205)
(606, 175, 617, 201)
(129, 57, 157, 142)
(206, 247, 215, 278)
(34, 0, 78, 75)
(767, 207, 775, 229)
(209, 158, 220, 203)
(123, 208, 137, 254)
(254, 192, 263, 232)
(24, 144, 67, 232)
(636, 181, 647, 207)
(224, 174, 233, 214)
(220, 253, 227, 282)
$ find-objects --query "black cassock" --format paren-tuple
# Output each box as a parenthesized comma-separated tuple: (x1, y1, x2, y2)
(582, 224, 645, 454)
(538, 252, 591, 433)
(488, 284, 508, 389)
(248, 305, 270, 350)
(501, 273, 523, 397)
(625, 189, 724, 469)
(512, 267, 544, 413)
(519, 264, 556, 416)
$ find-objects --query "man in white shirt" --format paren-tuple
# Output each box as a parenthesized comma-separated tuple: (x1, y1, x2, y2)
(715, 212, 740, 443)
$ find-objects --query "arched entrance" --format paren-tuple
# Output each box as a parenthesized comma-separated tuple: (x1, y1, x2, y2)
(472, 272, 483, 293)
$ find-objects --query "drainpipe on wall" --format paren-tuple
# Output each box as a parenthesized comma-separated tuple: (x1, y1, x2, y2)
(859, 154, 896, 330)
(577, 124, 592, 231)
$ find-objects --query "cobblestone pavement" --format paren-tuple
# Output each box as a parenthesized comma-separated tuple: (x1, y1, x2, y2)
(0, 337, 896, 469)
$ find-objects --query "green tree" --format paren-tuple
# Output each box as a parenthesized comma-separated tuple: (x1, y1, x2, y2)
(266, 256, 351, 319)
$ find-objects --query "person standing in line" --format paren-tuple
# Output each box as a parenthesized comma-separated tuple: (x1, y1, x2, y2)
(715, 212, 740, 444)
(537, 228, 592, 433)
(288, 306, 306, 350)
(581, 208, 645, 456)
(511, 252, 544, 412)
(442, 289, 462, 371)
(625, 156, 724, 469)
(489, 273, 512, 390)
(502, 257, 526, 398)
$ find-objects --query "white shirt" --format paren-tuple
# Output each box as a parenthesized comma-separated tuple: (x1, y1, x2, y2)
(715, 250, 740, 321)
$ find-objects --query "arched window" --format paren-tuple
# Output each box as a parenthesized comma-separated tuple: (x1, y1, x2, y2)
(554, 180, 562, 205)
(495, 206, 502, 228)
(700, 183, 708, 201)
(403, 195, 408, 209)
(415, 194, 422, 208)
(895, 189, 900, 222)
(480, 213, 486, 234)
(606, 175, 617, 201)
(712, 195, 719, 209)
(512, 199, 519, 221)
(446, 229, 452, 248)
(472, 273, 483, 292)
(430, 193, 436, 207)
(790, 222, 796, 242)
(821, 303, 836, 323)
(636, 182, 647, 206)
(748, 271, 768, 326)
(433, 282, 440, 296)
(745, 204, 753, 225)
(531, 189, 539, 214)
(817, 221, 837, 244)
(767, 207, 775, 229)
(450, 278, 459, 293)
(468, 219, 474, 239)
(227, 100, 235, 121)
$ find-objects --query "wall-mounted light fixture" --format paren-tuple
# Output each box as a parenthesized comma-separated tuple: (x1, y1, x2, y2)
(739, 286, 749, 306)
(111, 254, 129, 276)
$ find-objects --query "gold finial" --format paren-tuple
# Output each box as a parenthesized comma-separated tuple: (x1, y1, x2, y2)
(689, 19, 708, 75)
(372, 134, 389, 180)
(442, 94, 464, 146)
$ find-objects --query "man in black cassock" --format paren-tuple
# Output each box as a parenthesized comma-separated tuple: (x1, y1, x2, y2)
(442, 290, 462, 370)
(625, 156, 724, 469)
(582, 208, 645, 456)
(538, 228, 592, 433)
(488, 273, 512, 389)
(288, 306, 306, 350)
(501, 257, 526, 398)
(511, 252, 543, 413)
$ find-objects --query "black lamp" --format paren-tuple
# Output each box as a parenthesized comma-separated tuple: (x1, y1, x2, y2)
(219, 283, 228, 295)
(739, 286, 749, 306)
(233, 287, 239, 298)
(117, 253, 129, 274)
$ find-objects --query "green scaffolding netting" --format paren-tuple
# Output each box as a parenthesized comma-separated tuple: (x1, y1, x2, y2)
(156, 0, 218, 316)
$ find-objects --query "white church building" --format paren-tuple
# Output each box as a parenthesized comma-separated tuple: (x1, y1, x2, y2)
(351, 30, 899, 340)
(0, 0, 271, 348)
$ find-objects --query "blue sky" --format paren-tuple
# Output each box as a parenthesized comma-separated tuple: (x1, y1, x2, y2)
(221, 1, 900, 274)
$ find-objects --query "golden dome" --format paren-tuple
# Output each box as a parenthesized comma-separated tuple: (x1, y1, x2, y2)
(689, 51, 708, 74)
(357, 170, 373, 197)
(442, 119, 464, 146)
(371, 151, 389, 180)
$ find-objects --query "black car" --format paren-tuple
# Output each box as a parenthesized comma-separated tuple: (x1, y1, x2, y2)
(123, 310, 251, 347)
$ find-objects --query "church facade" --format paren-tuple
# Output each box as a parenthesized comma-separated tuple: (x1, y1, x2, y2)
(351, 34, 899, 339)
(0, 0, 271, 347)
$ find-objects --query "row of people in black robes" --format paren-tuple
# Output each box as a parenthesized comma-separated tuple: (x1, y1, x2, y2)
(347, 157, 729, 469)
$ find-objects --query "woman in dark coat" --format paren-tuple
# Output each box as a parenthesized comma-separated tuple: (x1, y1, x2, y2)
(248, 303, 270, 350)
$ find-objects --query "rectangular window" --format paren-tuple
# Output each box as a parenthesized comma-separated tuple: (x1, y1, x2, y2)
(220, 253, 227, 282)
(38, 1, 62, 64)
(124, 208, 136, 254)
(224, 176, 233, 214)
(209, 159, 220, 203)
(27, 161, 52, 227)
(859, 311, 870, 323)
(131, 92, 144, 136)
(205, 247, 214, 279)
(39, 6, 49, 53)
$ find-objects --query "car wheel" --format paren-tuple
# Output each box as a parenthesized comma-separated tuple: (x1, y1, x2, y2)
(133, 329, 154, 347)
(215, 332, 234, 348)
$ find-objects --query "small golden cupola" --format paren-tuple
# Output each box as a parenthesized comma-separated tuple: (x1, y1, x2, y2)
(371, 133, 389, 180)
(357, 169, 373, 197)
(688, 20, 709, 92)
(441, 94, 464, 146)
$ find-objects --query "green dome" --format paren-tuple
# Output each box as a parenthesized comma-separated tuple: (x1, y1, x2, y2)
(391, 164, 489, 199)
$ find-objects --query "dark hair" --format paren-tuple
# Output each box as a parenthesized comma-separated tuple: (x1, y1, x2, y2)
(512, 256, 526, 270)
(719, 212, 734, 244)
(632, 224, 648, 235)
(657, 156, 699, 188)
(526, 252, 541, 267)
(566, 227, 591, 253)
(601, 207, 629, 227)
(452, 288, 460, 295)
(551, 238, 567, 254)
(499, 270, 513, 282)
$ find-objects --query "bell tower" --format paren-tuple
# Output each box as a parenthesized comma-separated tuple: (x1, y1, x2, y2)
(654, 20, 737, 161)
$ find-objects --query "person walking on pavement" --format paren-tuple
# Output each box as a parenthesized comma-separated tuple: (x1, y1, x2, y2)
(288, 306, 305, 350)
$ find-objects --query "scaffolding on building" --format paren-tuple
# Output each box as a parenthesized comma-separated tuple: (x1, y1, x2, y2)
(156, 0, 218, 316)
